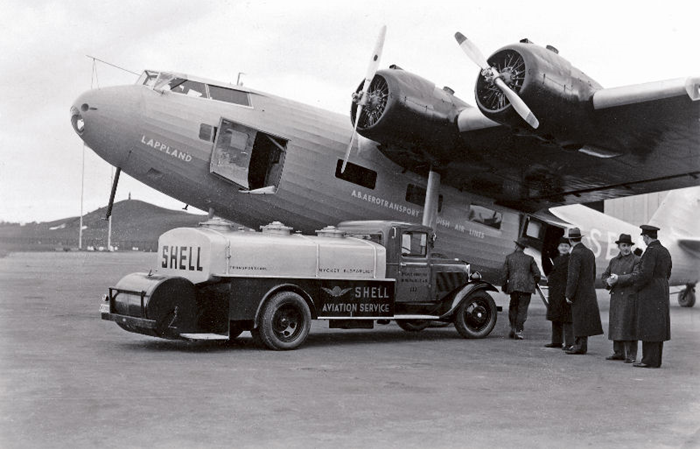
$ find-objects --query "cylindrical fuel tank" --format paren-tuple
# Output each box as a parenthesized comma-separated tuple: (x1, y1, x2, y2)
(156, 222, 387, 284)
(113, 273, 198, 337)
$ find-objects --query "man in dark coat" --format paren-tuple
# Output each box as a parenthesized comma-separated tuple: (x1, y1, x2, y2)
(602, 233, 640, 363)
(632, 225, 672, 368)
(545, 237, 573, 350)
(565, 228, 604, 354)
(501, 238, 541, 340)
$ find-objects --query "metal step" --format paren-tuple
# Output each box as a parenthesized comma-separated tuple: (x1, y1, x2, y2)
(179, 333, 230, 341)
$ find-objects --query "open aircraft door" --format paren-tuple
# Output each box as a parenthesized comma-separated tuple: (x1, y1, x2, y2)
(210, 118, 287, 193)
(521, 210, 572, 277)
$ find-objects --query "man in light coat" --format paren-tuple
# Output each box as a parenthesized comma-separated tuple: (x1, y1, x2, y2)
(632, 225, 672, 368)
(602, 233, 640, 363)
(565, 228, 604, 354)
(501, 238, 541, 340)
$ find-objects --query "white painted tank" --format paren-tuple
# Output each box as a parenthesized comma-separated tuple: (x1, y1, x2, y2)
(156, 222, 386, 284)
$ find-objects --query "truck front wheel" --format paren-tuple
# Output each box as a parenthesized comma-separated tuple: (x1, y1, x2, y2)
(453, 291, 497, 339)
(258, 291, 311, 350)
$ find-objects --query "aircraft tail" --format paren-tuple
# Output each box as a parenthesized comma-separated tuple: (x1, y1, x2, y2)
(648, 186, 700, 241)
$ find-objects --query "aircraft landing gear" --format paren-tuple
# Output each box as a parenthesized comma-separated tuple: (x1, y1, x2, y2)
(678, 284, 696, 308)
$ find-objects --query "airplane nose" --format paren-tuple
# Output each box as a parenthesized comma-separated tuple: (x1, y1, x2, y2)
(70, 85, 142, 167)
(70, 100, 89, 135)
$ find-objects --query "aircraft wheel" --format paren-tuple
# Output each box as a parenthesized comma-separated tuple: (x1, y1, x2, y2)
(678, 286, 696, 308)
(258, 291, 311, 350)
(396, 320, 431, 332)
(453, 291, 497, 339)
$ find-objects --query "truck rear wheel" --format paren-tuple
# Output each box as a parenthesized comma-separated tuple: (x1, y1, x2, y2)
(258, 291, 311, 350)
(396, 320, 431, 332)
(454, 291, 497, 339)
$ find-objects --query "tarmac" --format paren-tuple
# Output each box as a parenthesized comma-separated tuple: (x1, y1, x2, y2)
(0, 251, 698, 449)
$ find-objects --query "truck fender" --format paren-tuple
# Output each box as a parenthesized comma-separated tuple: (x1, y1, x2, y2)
(253, 283, 318, 326)
(440, 281, 499, 319)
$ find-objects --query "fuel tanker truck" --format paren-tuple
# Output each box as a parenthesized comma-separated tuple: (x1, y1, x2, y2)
(100, 219, 500, 350)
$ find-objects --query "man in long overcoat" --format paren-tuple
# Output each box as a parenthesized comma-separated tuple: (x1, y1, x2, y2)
(632, 225, 672, 368)
(565, 228, 603, 354)
(602, 233, 640, 363)
(545, 237, 573, 349)
(501, 238, 541, 339)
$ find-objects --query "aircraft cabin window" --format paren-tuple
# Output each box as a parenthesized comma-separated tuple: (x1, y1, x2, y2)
(401, 232, 428, 257)
(335, 160, 377, 189)
(199, 124, 214, 142)
(405, 184, 443, 212)
(208, 85, 251, 106)
(468, 204, 503, 230)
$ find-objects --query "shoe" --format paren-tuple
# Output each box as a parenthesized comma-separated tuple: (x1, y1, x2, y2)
(562, 345, 574, 351)
(566, 348, 586, 355)
(624, 358, 635, 364)
(633, 362, 659, 368)
(605, 355, 625, 361)
(544, 343, 562, 348)
(514, 331, 524, 340)
(508, 330, 515, 339)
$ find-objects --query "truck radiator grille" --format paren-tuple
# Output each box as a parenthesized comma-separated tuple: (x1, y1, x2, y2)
(436, 272, 468, 293)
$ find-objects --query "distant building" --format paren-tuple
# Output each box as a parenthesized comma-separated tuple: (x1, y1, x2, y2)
(604, 191, 669, 225)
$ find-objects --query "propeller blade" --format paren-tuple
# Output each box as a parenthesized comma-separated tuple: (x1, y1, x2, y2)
(454, 32, 489, 69)
(342, 104, 363, 173)
(494, 78, 539, 129)
(363, 25, 387, 88)
(455, 31, 539, 129)
(343, 26, 387, 173)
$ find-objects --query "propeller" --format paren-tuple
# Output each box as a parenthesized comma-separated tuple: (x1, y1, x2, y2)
(454, 32, 539, 129)
(342, 25, 387, 173)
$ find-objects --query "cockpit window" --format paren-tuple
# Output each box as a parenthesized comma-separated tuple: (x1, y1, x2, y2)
(140, 71, 251, 107)
(170, 80, 207, 98)
(209, 85, 251, 106)
(153, 73, 177, 91)
(137, 70, 159, 88)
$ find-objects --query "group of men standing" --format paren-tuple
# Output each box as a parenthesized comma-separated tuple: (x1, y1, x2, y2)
(501, 224, 672, 368)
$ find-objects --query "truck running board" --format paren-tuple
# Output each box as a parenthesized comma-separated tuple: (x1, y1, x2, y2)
(179, 333, 230, 341)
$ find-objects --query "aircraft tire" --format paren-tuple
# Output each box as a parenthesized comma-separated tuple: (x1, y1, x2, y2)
(258, 291, 311, 350)
(396, 320, 431, 332)
(678, 287, 696, 308)
(453, 291, 498, 339)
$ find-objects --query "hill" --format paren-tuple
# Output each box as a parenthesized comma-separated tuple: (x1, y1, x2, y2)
(0, 199, 218, 252)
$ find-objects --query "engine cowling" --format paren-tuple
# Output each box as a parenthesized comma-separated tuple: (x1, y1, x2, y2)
(351, 67, 467, 166)
(475, 42, 602, 144)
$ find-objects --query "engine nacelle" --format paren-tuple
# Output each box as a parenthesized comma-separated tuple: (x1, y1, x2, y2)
(475, 42, 602, 144)
(351, 68, 466, 164)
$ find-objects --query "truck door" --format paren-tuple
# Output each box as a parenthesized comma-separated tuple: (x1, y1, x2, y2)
(395, 230, 431, 302)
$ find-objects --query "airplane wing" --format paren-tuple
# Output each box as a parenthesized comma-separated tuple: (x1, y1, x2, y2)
(678, 238, 700, 254)
(351, 41, 699, 213)
(449, 80, 700, 212)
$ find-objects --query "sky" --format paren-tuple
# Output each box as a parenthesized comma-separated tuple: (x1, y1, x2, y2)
(1, 0, 698, 223)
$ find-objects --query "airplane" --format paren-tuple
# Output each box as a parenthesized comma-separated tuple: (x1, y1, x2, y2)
(69, 29, 700, 307)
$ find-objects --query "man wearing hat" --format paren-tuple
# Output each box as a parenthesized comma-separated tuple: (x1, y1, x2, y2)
(500, 237, 542, 339)
(601, 233, 640, 363)
(632, 225, 672, 368)
(544, 237, 574, 350)
(565, 228, 604, 354)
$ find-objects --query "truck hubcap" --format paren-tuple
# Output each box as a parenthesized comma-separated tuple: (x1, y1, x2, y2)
(272, 305, 301, 341)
